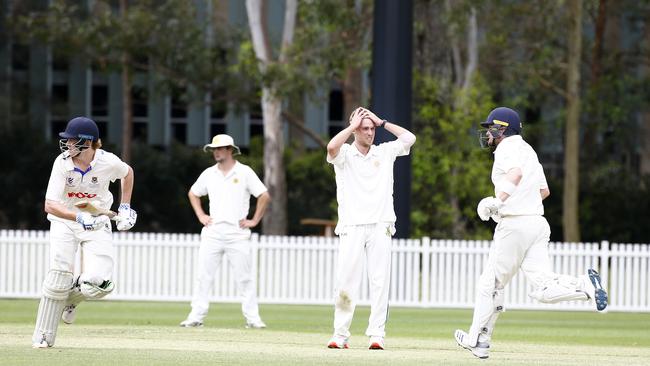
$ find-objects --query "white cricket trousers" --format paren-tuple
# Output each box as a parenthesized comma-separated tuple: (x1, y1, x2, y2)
(333, 223, 394, 339)
(469, 215, 560, 341)
(188, 225, 262, 324)
(49, 220, 115, 283)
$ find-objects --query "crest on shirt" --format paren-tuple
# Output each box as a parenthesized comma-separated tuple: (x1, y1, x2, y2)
(233, 178, 239, 184)
(374, 160, 380, 168)
(65, 175, 80, 187)
(90, 176, 99, 185)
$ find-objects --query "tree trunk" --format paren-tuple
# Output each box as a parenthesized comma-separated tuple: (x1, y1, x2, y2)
(261, 88, 287, 234)
(562, 0, 582, 242)
(246, 0, 296, 235)
(343, 67, 362, 121)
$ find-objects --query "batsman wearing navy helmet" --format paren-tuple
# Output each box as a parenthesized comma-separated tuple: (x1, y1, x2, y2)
(454, 107, 608, 359)
(32, 117, 137, 348)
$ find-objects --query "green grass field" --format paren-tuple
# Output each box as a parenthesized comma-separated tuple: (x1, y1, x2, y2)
(1, 299, 649, 365)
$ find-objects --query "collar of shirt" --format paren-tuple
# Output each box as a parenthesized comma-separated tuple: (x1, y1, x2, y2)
(351, 143, 379, 158)
(63, 149, 101, 174)
(493, 135, 522, 155)
(212, 161, 240, 179)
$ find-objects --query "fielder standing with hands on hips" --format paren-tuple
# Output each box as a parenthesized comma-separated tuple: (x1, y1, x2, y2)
(326, 107, 416, 350)
(33, 116, 137, 348)
(454, 107, 608, 359)
(180, 134, 270, 329)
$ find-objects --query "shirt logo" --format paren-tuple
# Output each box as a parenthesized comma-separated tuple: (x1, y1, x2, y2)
(67, 192, 98, 199)
(91, 177, 99, 185)
(374, 161, 380, 167)
(233, 178, 239, 184)
(66, 175, 80, 187)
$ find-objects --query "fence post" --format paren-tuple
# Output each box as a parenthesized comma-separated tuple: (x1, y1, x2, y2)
(421, 237, 430, 306)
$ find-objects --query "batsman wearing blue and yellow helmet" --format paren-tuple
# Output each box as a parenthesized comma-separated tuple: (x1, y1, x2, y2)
(455, 107, 608, 359)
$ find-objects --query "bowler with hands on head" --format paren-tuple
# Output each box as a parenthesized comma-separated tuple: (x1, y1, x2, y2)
(180, 134, 271, 329)
(326, 107, 416, 350)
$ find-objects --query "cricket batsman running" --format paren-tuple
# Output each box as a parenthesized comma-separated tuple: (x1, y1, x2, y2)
(32, 116, 137, 348)
(454, 107, 608, 359)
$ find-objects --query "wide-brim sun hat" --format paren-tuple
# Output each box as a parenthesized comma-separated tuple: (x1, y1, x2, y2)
(203, 134, 241, 155)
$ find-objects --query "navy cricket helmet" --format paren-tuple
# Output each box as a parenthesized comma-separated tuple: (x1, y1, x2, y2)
(59, 116, 99, 141)
(480, 107, 522, 135)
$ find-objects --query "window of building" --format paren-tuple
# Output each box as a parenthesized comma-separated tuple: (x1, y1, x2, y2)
(328, 125, 343, 138)
(50, 120, 67, 139)
(11, 44, 29, 70)
(172, 122, 187, 144)
(171, 88, 187, 118)
(52, 50, 68, 71)
(132, 85, 148, 117)
(92, 85, 108, 116)
(210, 123, 226, 136)
(96, 120, 108, 140)
(211, 95, 227, 119)
(133, 122, 148, 142)
(328, 89, 343, 121)
(250, 123, 264, 138)
(51, 84, 69, 118)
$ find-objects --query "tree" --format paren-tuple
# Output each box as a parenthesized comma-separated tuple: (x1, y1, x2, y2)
(244, 0, 296, 235)
(410, 0, 493, 239)
(562, 0, 583, 242)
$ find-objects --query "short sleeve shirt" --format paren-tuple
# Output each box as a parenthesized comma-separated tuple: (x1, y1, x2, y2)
(327, 140, 410, 228)
(45, 149, 129, 223)
(190, 161, 267, 225)
(492, 135, 547, 216)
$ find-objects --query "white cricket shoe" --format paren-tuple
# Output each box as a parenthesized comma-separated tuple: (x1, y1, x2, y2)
(179, 319, 203, 327)
(454, 329, 490, 359)
(327, 335, 349, 349)
(61, 304, 77, 324)
(32, 340, 49, 349)
(245, 320, 267, 329)
(368, 336, 385, 350)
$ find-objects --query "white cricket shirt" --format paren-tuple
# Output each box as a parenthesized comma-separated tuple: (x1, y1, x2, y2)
(190, 161, 267, 225)
(45, 149, 130, 223)
(492, 135, 548, 216)
(327, 140, 410, 230)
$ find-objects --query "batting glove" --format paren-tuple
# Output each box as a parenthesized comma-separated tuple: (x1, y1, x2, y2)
(116, 203, 137, 231)
(477, 196, 503, 221)
(76, 212, 109, 231)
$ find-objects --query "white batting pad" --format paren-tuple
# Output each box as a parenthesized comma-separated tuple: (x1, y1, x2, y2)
(32, 270, 74, 347)
(528, 275, 589, 303)
(80, 280, 115, 299)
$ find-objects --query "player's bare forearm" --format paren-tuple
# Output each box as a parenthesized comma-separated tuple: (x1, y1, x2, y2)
(252, 192, 271, 224)
(240, 191, 271, 228)
(120, 166, 134, 204)
(327, 108, 364, 159)
(44, 199, 77, 221)
(188, 190, 211, 226)
(540, 187, 550, 200)
(327, 125, 354, 159)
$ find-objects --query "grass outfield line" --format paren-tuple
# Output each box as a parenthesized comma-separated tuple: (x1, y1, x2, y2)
(1, 299, 649, 365)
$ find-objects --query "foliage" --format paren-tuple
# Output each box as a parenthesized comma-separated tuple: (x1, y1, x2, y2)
(0, 124, 53, 229)
(285, 145, 336, 236)
(410, 73, 495, 239)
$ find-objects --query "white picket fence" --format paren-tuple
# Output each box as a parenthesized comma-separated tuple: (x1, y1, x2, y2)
(1, 230, 649, 312)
